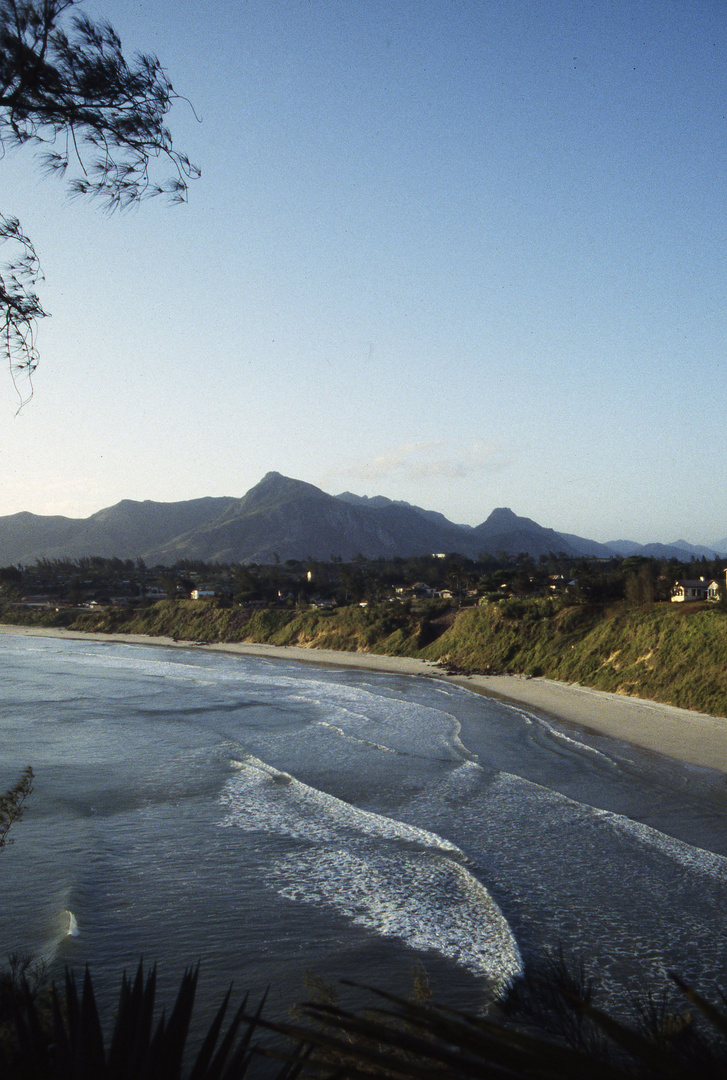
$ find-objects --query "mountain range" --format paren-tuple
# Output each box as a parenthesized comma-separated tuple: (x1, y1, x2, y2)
(1, 472, 724, 566)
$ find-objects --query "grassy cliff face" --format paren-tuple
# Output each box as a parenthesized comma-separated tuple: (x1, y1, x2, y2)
(0, 600, 430, 654)
(4, 598, 727, 717)
(422, 601, 727, 715)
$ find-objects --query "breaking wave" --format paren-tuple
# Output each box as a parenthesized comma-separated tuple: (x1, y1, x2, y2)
(218, 755, 521, 988)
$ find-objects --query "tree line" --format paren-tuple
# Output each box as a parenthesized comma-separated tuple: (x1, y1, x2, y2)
(1, 551, 725, 610)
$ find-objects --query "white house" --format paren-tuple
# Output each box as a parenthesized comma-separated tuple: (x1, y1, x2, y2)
(707, 579, 722, 602)
(671, 577, 711, 602)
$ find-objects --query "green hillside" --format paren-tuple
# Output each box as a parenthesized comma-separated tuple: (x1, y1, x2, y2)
(4, 597, 727, 717)
(420, 600, 727, 716)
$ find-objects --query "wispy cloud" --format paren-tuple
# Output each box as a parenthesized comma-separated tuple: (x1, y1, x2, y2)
(329, 440, 511, 485)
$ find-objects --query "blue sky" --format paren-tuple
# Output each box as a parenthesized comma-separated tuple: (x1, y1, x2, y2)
(1, 0, 725, 545)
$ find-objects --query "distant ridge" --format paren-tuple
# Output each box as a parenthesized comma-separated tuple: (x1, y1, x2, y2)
(0, 472, 724, 565)
(0, 497, 237, 564)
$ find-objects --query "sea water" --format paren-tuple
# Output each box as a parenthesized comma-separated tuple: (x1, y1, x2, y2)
(1, 632, 726, 1021)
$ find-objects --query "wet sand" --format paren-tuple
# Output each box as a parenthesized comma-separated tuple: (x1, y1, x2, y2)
(3, 624, 727, 775)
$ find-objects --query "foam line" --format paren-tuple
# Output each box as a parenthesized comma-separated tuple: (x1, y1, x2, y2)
(221, 755, 464, 853)
(219, 755, 521, 988)
(273, 848, 522, 988)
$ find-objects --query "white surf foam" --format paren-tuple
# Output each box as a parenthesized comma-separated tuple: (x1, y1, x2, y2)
(272, 847, 522, 989)
(316, 720, 399, 754)
(492, 771, 727, 882)
(220, 755, 463, 854)
(252, 675, 470, 762)
(218, 755, 521, 988)
(62, 909, 79, 937)
(33, 908, 80, 967)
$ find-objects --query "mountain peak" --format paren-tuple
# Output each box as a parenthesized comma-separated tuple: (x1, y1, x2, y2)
(484, 507, 520, 527)
(249, 471, 312, 495)
(236, 472, 329, 513)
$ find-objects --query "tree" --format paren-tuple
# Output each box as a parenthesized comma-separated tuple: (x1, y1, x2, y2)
(0, 765, 33, 849)
(0, 213, 44, 400)
(0, 0, 199, 403)
(624, 560, 656, 607)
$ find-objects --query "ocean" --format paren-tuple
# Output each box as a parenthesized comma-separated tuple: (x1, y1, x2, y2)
(1, 631, 726, 1023)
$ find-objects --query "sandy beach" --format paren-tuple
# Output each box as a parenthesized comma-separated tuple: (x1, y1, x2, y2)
(3, 623, 727, 775)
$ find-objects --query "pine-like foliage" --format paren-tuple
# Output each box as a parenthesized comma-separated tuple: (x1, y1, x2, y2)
(0, 0, 198, 207)
(0, 765, 33, 849)
(0, 0, 199, 401)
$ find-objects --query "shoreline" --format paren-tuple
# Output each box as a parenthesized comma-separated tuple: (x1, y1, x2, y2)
(3, 623, 727, 776)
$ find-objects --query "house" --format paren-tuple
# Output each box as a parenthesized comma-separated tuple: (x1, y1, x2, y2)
(394, 582, 437, 599)
(671, 577, 711, 602)
(191, 588, 216, 600)
(411, 582, 437, 599)
(707, 580, 721, 602)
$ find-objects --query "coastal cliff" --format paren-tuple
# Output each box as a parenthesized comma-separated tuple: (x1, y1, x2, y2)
(4, 598, 727, 718)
